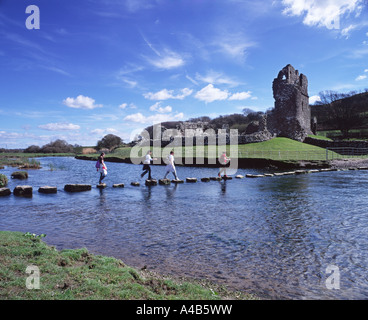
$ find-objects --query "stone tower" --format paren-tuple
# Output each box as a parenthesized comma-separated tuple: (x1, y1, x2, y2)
(267, 64, 312, 141)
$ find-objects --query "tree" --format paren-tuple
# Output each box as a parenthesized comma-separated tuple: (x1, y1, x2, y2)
(40, 139, 74, 153)
(316, 90, 365, 138)
(24, 145, 41, 153)
(242, 108, 255, 116)
(97, 134, 122, 150)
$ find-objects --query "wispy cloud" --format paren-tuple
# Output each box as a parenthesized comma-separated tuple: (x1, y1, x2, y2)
(124, 112, 184, 124)
(143, 88, 193, 100)
(141, 33, 186, 69)
(38, 122, 80, 131)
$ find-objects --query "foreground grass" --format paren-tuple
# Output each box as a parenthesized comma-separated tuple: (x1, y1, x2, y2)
(0, 231, 257, 300)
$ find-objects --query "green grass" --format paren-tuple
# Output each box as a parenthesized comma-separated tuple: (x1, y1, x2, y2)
(0, 231, 256, 300)
(308, 134, 333, 141)
(112, 138, 341, 161)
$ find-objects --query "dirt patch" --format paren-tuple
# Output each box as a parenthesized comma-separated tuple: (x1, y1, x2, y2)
(81, 148, 97, 154)
(329, 158, 368, 169)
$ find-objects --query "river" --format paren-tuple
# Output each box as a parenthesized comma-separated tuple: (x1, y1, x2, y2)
(1, 156, 368, 299)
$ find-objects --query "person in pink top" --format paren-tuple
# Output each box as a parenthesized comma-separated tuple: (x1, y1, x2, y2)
(218, 151, 230, 178)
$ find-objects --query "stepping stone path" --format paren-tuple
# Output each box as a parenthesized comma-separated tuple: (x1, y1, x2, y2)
(0, 187, 11, 197)
(97, 183, 107, 189)
(186, 178, 197, 183)
(201, 177, 210, 182)
(131, 182, 140, 187)
(235, 175, 244, 179)
(38, 186, 57, 194)
(210, 177, 222, 181)
(14, 185, 33, 197)
(64, 184, 91, 192)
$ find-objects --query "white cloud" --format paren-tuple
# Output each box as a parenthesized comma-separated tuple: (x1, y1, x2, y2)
(63, 95, 103, 110)
(146, 50, 185, 69)
(195, 71, 240, 87)
(341, 24, 356, 38)
(356, 75, 367, 81)
(228, 91, 252, 101)
(124, 112, 184, 124)
(143, 88, 192, 100)
(149, 102, 172, 113)
(119, 103, 127, 109)
(38, 122, 80, 131)
(91, 128, 119, 135)
(282, 0, 363, 30)
(309, 95, 321, 104)
(364, 69, 368, 72)
(194, 84, 229, 103)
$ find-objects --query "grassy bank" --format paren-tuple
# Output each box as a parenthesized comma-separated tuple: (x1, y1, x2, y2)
(93, 138, 340, 162)
(0, 231, 257, 300)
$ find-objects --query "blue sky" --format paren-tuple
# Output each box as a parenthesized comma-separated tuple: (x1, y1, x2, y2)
(0, 0, 368, 148)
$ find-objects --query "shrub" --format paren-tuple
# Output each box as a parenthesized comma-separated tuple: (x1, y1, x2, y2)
(0, 174, 8, 187)
(11, 171, 28, 180)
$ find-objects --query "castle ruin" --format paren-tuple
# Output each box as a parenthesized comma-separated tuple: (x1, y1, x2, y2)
(267, 64, 312, 141)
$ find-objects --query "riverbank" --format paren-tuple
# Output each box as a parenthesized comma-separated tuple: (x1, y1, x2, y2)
(0, 231, 258, 300)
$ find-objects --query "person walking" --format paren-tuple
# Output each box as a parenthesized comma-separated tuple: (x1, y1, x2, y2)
(141, 150, 156, 180)
(218, 151, 230, 178)
(164, 150, 179, 180)
(97, 152, 107, 184)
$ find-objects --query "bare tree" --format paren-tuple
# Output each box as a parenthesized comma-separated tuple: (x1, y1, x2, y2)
(316, 90, 365, 138)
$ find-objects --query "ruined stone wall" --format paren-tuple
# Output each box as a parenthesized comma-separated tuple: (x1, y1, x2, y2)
(267, 64, 312, 141)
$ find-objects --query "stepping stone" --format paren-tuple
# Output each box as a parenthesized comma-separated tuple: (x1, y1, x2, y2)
(64, 184, 91, 192)
(113, 183, 125, 188)
(210, 177, 222, 181)
(273, 172, 285, 176)
(264, 173, 274, 177)
(246, 174, 265, 178)
(186, 178, 197, 183)
(0, 188, 11, 197)
(201, 177, 210, 182)
(14, 185, 33, 197)
(131, 182, 140, 187)
(235, 175, 244, 179)
(96, 183, 107, 189)
(223, 176, 232, 180)
(295, 170, 307, 174)
(159, 179, 171, 185)
(308, 170, 320, 173)
(11, 171, 28, 179)
(38, 186, 57, 194)
(145, 179, 158, 186)
(171, 179, 184, 184)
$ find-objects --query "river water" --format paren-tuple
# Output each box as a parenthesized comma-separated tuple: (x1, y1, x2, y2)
(1, 156, 368, 299)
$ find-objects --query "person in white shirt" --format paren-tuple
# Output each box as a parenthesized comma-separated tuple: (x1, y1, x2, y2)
(164, 151, 179, 180)
(141, 150, 155, 180)
(97, 153, 107, 184)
